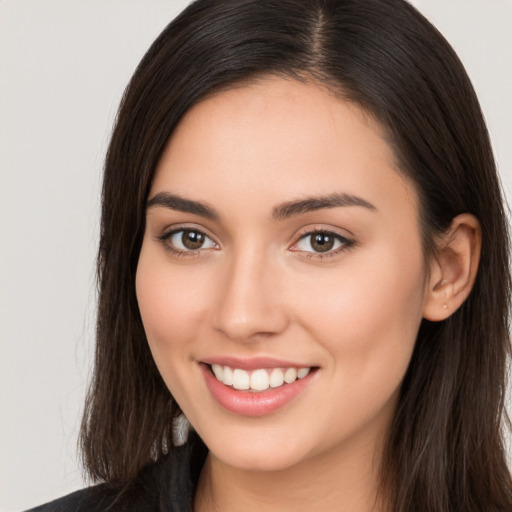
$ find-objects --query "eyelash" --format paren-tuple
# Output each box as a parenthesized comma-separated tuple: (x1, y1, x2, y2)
(157, 226, 219, 259)
(292, 228, 355, 259)
(157, 226, 355, 260)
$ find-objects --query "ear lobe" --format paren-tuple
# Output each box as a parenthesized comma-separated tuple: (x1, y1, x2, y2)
(422, 213, 481, 322)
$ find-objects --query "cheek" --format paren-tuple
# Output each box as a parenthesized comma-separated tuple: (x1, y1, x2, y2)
(135, 249, 220, 417)
(289, 243, 426, 395)
(296, 253, 423, 326)
(135, 247, 212, 369)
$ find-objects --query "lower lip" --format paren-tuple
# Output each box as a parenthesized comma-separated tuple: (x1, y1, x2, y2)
(200, 364, 316, 416)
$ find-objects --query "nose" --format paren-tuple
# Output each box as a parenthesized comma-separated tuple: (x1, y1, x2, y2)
(211, 249, 289, 342)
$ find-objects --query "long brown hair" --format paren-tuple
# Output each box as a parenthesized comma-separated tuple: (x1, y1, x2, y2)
(80, 0, 512, 509)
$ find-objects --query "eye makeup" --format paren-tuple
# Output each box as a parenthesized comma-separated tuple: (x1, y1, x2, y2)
(156, 223, 356, 261)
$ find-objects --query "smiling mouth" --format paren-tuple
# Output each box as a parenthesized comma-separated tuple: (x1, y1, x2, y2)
(208, 364, 315, 392)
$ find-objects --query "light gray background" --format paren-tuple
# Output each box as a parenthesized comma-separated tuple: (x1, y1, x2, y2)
(0, 1, 511, 510)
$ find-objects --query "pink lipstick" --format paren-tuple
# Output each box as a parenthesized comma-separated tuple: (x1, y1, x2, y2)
(200, 360, 317, 416)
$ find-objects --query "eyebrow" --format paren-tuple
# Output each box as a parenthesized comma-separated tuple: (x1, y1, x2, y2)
(146, 191, 377, 221)
(272, 192, 377, 220)
(146, 192, 219, 220)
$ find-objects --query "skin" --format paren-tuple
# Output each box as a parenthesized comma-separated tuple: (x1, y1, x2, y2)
(136, 77, 481, 511)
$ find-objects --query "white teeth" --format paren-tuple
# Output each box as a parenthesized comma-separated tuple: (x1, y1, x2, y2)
(211, 364, 312, 392)
(284, 367, 297, 383)
(250, 369, 270, 391)
(223, 366, 233, 386)
(297, 367, 310, 379)
(269, 368, 284, 388)
(232, 369, 250, 390)
(211, 364, 224, 380)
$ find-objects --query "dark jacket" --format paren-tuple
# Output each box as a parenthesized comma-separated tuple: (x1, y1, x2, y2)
(25, 437, 208, 512)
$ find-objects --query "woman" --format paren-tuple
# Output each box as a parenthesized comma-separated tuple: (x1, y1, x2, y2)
(29, 0, 512, 510)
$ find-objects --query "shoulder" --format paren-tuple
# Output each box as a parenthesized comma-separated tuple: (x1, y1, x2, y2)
(24, 484, 120, 512)
(24, 460, 164, 512)
(23, 467, 167, 512)
(24, 440, 206, 512)
(24, 477, 166, 512)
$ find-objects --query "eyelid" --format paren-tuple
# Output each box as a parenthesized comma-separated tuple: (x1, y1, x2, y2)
(291, 224, 354, 244)
(157, 223, 218, 242)
(155, 223, 355, 259)
(289, 225, 356, 258)
(156, 223, 220, 256)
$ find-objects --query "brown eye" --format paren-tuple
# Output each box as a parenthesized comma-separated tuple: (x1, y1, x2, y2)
(293, 230, 353, 256)
(181, 230, 205, 250)
(310, 233, 335, 253)
(163, 228, 217, 253)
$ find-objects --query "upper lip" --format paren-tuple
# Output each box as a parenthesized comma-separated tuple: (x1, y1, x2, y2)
(200, 356, 315, 371)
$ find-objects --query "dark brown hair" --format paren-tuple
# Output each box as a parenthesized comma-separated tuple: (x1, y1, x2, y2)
(80, 0, 512, 510)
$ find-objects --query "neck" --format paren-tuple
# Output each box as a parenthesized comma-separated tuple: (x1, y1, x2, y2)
(194, 431, 390, 512)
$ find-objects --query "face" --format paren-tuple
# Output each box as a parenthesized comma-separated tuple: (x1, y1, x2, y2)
(136, 77, 429, 473)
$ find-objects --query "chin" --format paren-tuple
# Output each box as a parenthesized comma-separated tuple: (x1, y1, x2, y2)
(203, 428, 314, 473)
(217, 449, 307, 473)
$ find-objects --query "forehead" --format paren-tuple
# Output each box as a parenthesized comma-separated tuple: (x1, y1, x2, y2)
(151, 77, 418, 222)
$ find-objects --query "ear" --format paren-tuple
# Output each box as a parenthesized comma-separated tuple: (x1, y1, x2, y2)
(422, 213, 481, 322)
